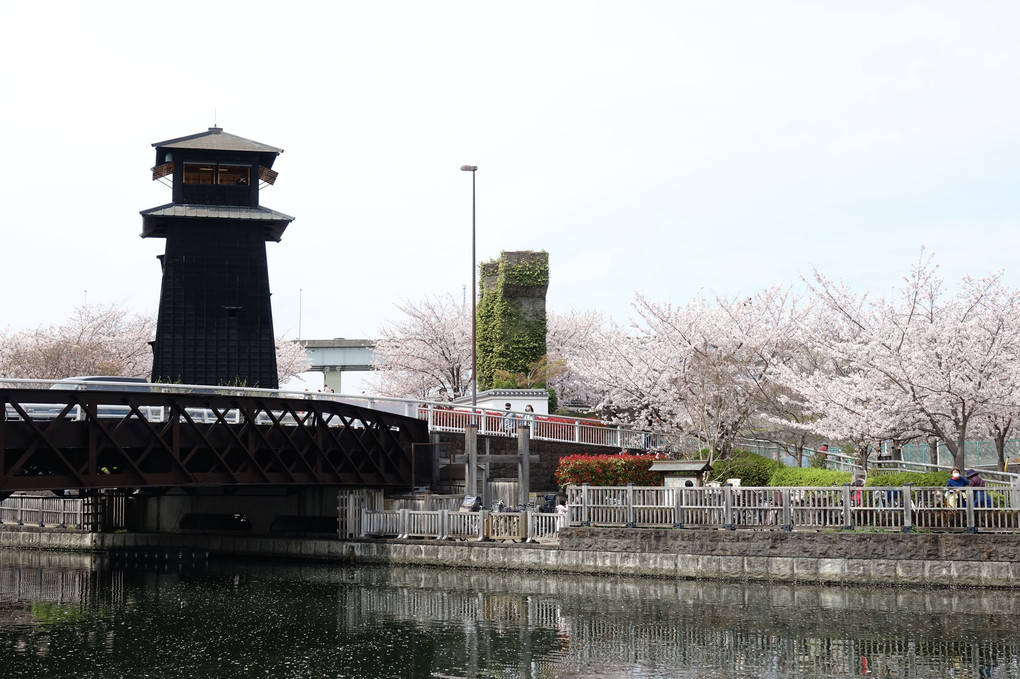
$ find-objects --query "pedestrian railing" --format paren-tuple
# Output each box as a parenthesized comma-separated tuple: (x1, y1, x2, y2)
(566, 484, 1020, 533)
(0, 494, 84, 528)
(3, 378, 667, 452)
(358, 508, 566, 542)
(410, 403, 666, 450)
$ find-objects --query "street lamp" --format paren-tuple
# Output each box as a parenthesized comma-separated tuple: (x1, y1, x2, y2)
(461, 164, 478, 498)
(460, 165, 478, 414)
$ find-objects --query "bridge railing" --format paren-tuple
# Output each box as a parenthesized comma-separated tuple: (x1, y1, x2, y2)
(1, 378, 665, 451)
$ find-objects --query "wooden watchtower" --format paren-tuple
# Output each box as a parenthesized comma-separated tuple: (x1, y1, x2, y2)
(141, 127, 294, 388)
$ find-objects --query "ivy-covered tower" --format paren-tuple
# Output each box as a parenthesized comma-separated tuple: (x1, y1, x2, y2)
(140, 127, 294, 388)
(476, 250, 549, 390)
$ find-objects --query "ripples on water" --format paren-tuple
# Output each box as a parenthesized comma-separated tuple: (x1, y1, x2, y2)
(0, 549, 1016, 678)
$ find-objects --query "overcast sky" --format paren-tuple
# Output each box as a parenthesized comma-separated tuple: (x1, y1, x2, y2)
(3, 1, 1020, 353)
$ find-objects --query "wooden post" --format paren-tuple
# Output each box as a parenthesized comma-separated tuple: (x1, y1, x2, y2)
(466, 424, 478, 498)
(517, 425, 530, 507)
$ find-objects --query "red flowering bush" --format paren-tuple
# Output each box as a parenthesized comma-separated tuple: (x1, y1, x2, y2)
(554, 453, 660, 487)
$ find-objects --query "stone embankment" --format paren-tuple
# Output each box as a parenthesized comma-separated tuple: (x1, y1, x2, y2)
(1, 526, 1017, 588)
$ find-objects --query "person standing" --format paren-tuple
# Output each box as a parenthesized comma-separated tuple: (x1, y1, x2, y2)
(966, 468, 990, 508)
(501, 403, 517, 435)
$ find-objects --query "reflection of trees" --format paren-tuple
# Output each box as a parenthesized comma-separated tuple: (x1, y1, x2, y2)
(0, 554, 1017, 678)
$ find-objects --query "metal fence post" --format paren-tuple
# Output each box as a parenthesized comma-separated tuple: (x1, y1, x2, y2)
(625, 484, 636, 528)
(439, 509, 448, 540)
(781, 488, 792, 531)
(673, 487, 684, 529)
(399, 508, 409, 539)
(902, 484, 913, 533)
(724, 487, 735, 530)
(525, 510, 535, 542)
(965, 488, 976, 534)
(581, 483, 591, 527)
(478, 509, 489, 541)
(841, 484, 853, 530)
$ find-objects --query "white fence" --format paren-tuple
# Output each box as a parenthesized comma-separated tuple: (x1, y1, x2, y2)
(358, 508, 566, 542)
(0, 494, 84, 528)
(565, 484, 1020, 533)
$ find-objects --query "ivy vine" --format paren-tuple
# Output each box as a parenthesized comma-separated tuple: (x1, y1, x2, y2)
(476, 251, 549, 390)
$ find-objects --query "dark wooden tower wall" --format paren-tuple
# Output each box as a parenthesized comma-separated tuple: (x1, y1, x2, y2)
(142, 127, 294, 389)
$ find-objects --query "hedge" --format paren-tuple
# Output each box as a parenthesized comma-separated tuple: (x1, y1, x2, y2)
(768, 466, 853, 487)
(710, 451, 785, 487)
(554, 454, 659, 487)
(865, 470, 950, 487)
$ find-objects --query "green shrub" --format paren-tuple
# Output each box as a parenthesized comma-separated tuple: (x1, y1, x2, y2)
(769, 467, 852, 487)
(710, 450, 785, 487)
(554, 453, 659, 487)
(865, 471, 950, 487)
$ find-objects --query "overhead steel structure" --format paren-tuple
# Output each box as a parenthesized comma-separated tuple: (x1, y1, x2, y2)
(0, 387, 429, 493)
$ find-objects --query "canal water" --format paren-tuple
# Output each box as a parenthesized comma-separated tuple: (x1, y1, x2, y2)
(0, 549, 1017, 678)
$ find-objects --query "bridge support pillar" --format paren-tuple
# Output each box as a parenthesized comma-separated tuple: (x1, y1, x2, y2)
(518, 425, 530, 507)
(323, 367, 343, 393)
(466, 424, 478, 498)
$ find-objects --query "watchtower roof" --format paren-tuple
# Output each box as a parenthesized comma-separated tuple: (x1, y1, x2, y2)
(152, 127, 283, 154)
(140, 203, 295, 241)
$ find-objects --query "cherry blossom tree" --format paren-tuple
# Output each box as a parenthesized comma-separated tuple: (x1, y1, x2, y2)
(790, 253, 1020, 470)
(275, 338, 312, 385)
(573, 287, 804, 459)
(369, 294, 472, 400)
(0, 303, 155, 379)
(546, 310, 606, 408)
(1, 303, 314, 388)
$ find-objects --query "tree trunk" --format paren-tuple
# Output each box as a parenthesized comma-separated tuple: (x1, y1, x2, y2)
(992, 429, 1007, 473)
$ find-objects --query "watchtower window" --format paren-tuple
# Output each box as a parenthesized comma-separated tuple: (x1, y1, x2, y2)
(219, 165, 250, 185)
(184, 163, 216, 184)
(183, 163, 251, 186)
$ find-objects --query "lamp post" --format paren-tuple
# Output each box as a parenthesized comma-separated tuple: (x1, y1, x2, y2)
(460, 165, 478, 411)
(460, 164, 478, 497)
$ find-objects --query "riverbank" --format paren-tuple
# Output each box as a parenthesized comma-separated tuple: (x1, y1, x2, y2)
(2, 525, 1018, 588)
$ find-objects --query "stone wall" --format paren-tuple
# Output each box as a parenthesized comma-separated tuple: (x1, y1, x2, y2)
(4, 526, 1019, 587)
(557, 527, 1020, 562)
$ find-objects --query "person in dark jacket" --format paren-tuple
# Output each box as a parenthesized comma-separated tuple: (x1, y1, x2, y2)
(966, 468, 990, 508)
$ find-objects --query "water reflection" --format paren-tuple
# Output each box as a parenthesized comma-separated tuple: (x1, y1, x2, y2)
(0, 548, 1016, 678)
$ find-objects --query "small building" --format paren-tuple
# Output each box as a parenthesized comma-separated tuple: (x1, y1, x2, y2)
(648, 460, 713, 487)
(452, 389, 549, 415)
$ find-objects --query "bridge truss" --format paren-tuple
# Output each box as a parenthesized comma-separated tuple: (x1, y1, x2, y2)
(0, 388, 428, 493)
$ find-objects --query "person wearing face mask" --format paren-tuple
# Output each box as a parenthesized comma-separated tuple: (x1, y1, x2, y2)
(945, 467, 968, 508)
(947, 468, 968, 488)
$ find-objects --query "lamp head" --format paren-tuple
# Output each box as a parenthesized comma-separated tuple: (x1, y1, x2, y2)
(460, 165, 477, 172)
